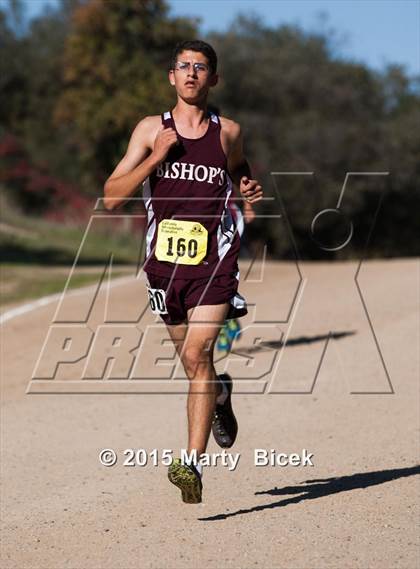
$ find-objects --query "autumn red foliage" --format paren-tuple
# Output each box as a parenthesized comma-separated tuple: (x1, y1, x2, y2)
(0, 133, 93, 222)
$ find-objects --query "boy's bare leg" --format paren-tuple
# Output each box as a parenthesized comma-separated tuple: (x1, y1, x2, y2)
(185, 303, 229, 455)
(166, 321, 188, 360)
(167, 303, 229, 457)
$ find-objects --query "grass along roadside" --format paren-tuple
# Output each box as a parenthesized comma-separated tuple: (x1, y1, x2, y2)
(0, 264, 133, 309)
(0, 192, 144, 266)
(0, 218, 143, 266)
(0, 198, 145, 308)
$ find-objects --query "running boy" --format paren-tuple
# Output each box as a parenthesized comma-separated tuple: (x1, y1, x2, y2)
(104, 40, 262, 503)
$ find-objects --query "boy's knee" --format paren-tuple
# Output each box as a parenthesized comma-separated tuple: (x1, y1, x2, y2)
(182, 345, 213, 377)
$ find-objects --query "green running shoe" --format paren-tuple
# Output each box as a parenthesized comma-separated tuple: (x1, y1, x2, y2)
(168, 459, 202, 504)
(216, 327, 232, 354)
(226, 318, 241, 341)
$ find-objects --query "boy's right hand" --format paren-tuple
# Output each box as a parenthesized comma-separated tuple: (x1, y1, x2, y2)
(151, 126, 178, 163)
(243, 201, 256, 224)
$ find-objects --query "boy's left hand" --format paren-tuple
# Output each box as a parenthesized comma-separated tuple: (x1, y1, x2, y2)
(240, 176, 263, 204)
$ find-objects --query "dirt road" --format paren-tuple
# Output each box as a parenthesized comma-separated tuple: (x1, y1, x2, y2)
(1, 259, 419, 569)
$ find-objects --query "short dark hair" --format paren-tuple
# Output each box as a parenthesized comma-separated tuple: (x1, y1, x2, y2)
(170, 40, 217, 74)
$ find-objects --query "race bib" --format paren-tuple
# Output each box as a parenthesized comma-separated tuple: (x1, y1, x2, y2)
(155, 219, 208, 265)
(147, 287, 168, 314)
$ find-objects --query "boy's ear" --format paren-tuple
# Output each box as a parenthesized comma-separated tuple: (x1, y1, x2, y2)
(169, 69, 176, 86)
(209, 73, 219, 87)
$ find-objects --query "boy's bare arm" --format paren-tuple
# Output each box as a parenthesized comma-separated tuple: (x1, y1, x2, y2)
(103, 116, 177, 210)
(222, 119, 263, 205)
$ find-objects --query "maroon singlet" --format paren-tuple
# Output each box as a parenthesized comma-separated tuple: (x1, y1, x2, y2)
(142, 111, 241, 279)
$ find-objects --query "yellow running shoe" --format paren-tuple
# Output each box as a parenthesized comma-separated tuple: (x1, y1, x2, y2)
(168, 459, 202, 504)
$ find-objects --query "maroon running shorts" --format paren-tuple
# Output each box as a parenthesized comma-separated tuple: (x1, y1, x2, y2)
(145, 272, 248, 325)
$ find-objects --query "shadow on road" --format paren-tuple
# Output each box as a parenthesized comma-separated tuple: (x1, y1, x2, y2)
(199, 464, 420, 521)
(241, 331, 356, 354)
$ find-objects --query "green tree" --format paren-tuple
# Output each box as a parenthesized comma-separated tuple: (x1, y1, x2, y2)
(1, 0, 83, 183)
(1, 5, 417, 258)
(54, 0, 198, 191)
(208, 16, 419, 258)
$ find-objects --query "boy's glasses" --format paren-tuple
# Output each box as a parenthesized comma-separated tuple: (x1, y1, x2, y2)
(174, 61, 210, 74)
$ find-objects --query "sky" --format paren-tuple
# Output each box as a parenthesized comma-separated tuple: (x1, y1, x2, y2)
(8, 0, 420, 75)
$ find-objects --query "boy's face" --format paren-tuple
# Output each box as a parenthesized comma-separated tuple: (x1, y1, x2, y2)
(169, 49, 218, 103)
